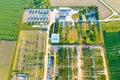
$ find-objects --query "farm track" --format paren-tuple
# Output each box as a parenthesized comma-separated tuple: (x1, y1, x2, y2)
(76, 46, 83, 80)
(102, 0, 120, 13)
(99, 0, 120, 21)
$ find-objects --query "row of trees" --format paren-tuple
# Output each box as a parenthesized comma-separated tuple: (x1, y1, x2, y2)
(33, 0, 51, 8)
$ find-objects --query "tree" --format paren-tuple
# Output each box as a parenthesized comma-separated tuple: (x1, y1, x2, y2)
(72, 14, 79, 20)
(118, 29, 120, 34)
(89, 30, 95, 41)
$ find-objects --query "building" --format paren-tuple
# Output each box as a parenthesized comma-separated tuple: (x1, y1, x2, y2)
(51, 34, 59, 43)
(17, 74, 28, 80)
(58, 7, 71, 21)
(86, 11, 97, 24)
(59, 7, 71, 16)
(38, 78, 43, 80)
(55, 7, 78, 26)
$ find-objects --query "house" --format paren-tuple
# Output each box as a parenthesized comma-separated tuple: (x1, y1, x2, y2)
(17, 74, 28, 80)
(59, 7, 71, 16)
(38, 78, 43, 80)
(58, 7, 71, 21)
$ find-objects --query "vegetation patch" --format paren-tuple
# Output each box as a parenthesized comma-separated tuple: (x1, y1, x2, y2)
(0, 0, 31, 40)
(101, 21, 120, 32)
(104, 32, 120, 80)
(49, 22, 102, 44)
(110, 16, 119, 19)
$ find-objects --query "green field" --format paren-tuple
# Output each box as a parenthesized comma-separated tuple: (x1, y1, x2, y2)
(104, 32, 120, 80)
(101, 21, 120, 32)
(0, 0, 30, 40)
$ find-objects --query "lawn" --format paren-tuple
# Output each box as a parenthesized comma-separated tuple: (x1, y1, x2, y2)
(104, 32, 120, 80)
(110, 15, 119, 19)
(0, 0, 30, 40)
(0, 41, 16, 80)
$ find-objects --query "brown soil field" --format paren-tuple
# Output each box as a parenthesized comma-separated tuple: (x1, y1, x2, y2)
(50, 0, 112, 19)
(0, 41, 16, 80)
(104, 0, 120, 13)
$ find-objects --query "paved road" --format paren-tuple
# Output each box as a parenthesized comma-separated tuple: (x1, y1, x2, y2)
(79, 18, 120, 22)
(76, 46, 83, 80)
(43, 10, 56, 80)
(43, 23, 53, 80)
(99, 0, 118, 15)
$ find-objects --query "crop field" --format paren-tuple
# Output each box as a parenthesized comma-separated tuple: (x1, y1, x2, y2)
(104, 32, 120, 80)
(101, 21, 120, 32)
(0, 0, 30, 40)
(50, 0, 111, 19)
(12, 30, 47, 80)
(0, 41, 16, 80)
(104, 0, 120, 13)
(81, 46, 107, 80)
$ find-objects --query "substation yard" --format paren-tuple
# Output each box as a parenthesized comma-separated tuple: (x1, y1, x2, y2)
(81, 46, 107, 80)
(12, 30, 47, 80)
(48, 45, 108, 80)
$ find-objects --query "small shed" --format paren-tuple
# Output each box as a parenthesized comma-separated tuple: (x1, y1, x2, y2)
(51, 34, 59, 43)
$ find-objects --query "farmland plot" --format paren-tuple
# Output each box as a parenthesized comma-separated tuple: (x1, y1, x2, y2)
(0, 41, 16, 80)
(101, 21, 120, 32)
(0, 0, 30, 40)
(104, 0, 120, 13)
(12, 30, 47, 80)
(102, 21, 120, 80)
(104, 32, 120, 80)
